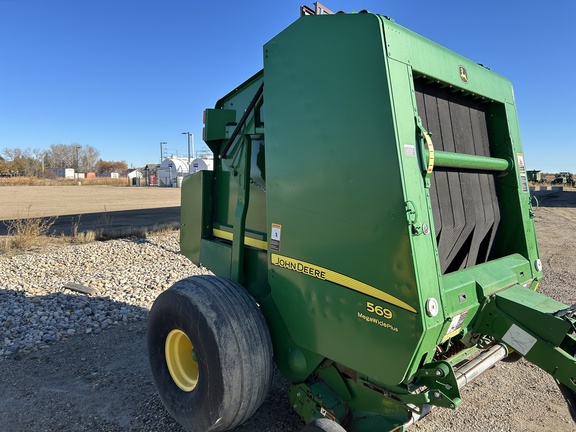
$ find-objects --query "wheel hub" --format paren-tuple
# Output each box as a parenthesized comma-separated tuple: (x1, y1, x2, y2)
(165, 329, 199, 392)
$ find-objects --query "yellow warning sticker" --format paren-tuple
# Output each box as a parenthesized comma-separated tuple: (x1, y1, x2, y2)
(270, 223, 281, 251)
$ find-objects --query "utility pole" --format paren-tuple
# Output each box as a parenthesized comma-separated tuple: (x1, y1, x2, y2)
(75, 145, 81, 180)
(181, 132, 194, 164)
(160, 141, 167, 164)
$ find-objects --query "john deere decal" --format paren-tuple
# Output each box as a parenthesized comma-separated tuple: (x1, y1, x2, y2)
(459, 65, 468, 84)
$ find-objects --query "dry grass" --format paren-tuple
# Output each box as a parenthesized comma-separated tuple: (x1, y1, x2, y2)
(92, 221, 180, 241)
(69, 215, 96, 243)
(2, 207, 56, 252)
(0, 217, 180, 256)
(0, 177, 129, 187)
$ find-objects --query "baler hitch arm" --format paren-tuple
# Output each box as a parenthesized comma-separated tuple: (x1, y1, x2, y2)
(475, 284, 576, 420)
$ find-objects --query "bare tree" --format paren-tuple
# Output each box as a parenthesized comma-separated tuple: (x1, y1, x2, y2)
(80, 145, 100, 171)
(45, 144, 74, 169)
(44, 144, 100, 172)
(1, 144, 101, 176)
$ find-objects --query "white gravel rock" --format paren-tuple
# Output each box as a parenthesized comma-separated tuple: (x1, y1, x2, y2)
(0, 231, 207, 359)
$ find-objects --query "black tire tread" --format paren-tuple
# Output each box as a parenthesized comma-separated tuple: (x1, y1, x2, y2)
(301, 418, 347, 432)
(148, 275, 273, 431)
(190, 275, 273, 427)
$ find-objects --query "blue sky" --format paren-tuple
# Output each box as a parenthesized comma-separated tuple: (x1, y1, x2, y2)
(1, 0, 574, 171)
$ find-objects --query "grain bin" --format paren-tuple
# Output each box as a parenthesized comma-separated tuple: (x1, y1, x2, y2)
(189, 157, 213, 174)
(158, 157, 189, 187)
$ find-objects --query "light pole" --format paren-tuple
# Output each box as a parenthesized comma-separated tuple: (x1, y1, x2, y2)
(181, 132, 194, 164)
(160, 141, 167, 164)
(41, 152, 46, 177)
(75, 145, 81, 180)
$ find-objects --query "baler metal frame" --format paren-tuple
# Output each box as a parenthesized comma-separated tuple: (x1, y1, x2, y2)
(148, 4, 576, 431)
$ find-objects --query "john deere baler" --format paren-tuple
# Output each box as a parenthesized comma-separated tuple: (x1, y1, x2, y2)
(147, 5, 576, 432)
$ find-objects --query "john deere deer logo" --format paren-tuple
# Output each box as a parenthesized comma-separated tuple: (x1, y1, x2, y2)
(459, 66, 468, 84)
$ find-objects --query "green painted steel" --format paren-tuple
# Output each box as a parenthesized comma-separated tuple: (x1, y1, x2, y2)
(265, 13, 424, 389)
(176, 9, 576, 432)
(431, 150, 511, 172)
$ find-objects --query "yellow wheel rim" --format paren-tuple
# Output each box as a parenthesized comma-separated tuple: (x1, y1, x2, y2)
(165, 329, 199, 392)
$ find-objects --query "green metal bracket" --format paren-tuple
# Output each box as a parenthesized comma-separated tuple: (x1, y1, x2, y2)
(203, 108, 236, 142)
(401, 361, 461, 412)
(415, 121, 434, 188)
(230, 137, 252, 283)
(474, 285, 576, 393)
(405, 200, 419, 235)
(405, 200, 429, 236)
(288, 381, 348, 426)
(220, 82, 263, 160)
(317, 364, 352, 402)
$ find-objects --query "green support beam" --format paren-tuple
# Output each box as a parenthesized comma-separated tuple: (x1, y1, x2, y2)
(430, 150, 512, 172)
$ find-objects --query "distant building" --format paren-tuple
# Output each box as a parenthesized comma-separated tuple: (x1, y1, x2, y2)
(124, 169, 143, 179)
(97, 172, 119, 179)
(51, 168, 75, 178)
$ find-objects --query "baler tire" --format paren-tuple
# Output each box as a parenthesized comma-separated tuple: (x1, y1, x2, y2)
(301, 418, 347, 432)
(147, 275, 273, 432)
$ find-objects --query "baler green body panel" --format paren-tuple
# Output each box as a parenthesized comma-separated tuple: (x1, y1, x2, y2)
(262, 12, 536, 386)
(264, 14, 428, 386)
(179, 10, 576, 431)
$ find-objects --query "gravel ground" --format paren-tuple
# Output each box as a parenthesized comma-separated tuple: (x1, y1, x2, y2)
(0, 235, 196, 358)
(0, 231, 301, 432)
(1, 193, 576, 431)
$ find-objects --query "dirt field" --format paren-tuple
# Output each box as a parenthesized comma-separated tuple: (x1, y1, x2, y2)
(0, 185, 182, 237)
(1, 188, 576, 431)
(0, 185, 180, 220)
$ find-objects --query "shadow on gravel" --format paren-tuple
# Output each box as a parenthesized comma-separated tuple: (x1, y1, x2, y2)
(0, 290, 300, 432)
(0, 206, 180, 236)
(532, 191, 576, 208)
(126, 235, 182, 255)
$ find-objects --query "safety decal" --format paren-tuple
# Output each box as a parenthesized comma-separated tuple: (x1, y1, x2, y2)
(270, 253, 417, 314)
(517, 153, 528, 193)
(517, 154, 524, 169)
(442, 310, 469, 342)
(270, 223, 281, 251)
